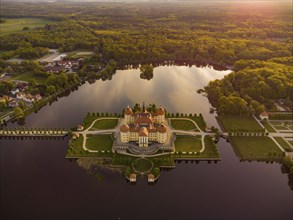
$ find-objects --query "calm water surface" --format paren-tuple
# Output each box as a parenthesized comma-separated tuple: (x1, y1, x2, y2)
(0, 65, 292, 220)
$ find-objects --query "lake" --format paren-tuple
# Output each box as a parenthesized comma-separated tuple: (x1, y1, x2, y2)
(0, 65, 292, 220)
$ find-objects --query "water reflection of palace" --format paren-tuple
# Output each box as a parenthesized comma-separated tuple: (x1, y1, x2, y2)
(120, 103, 167, 147)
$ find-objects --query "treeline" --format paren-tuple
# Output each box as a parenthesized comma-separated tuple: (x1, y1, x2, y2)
(0, 2, 292, 67)
(205, 58, 293, 115)
(0, 21, 100, 59)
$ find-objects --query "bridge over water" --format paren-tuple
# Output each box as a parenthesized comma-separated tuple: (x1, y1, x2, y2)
(0, 128, 68, 138)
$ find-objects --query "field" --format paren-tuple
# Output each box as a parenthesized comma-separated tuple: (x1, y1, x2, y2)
(174, 135, 202, 152)
(0, 18, 54, 36)
(10, 72, 47, 84)
(86, 134, 113, 151)
(89, 119, 119, 130)
(170, 119, 198, 131)
(230, 136, 283, 160)
(218, 116, 262, 132)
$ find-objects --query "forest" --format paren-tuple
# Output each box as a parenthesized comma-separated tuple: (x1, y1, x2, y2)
(0, 1, 292, 114)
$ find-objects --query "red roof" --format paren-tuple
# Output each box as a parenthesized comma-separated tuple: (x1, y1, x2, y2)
(260, 111, 269, 116)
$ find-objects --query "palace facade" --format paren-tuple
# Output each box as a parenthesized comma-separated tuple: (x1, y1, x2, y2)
(120, 104, 167, 147)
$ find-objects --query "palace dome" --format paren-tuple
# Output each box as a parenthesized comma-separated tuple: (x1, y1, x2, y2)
(138, 127, 149, 136)
(156, 107, 165, 115)
(120, 123, 130, 132)
(157, 124, 167, 133)
(124, 107, 133, 115)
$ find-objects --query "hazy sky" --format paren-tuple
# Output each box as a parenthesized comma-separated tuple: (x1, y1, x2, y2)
(2, 0, 290, 2)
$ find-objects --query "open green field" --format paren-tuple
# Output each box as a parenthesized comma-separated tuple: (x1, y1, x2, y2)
(230, 136, 283, 160)
(89, 119, 118, 130)
(0, 18, 54, 36)
(174, 135, 202, 152)
(261, 121, 276, 133)
(10, 72, 47, 84)
(86, 134, 113, 151)
(170, 119, 198, 131)
(67, 50, 95, 58)
(218, 116, 262, 132)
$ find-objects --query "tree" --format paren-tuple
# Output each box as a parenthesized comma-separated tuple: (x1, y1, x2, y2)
(14, 107, 24, 119)
(139, 64, 154, 80)
(46, 85, 56, 95)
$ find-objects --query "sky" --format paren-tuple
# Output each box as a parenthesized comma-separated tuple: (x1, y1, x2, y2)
(2, 0, 289, 2)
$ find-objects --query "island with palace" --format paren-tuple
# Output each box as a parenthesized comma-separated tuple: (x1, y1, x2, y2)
(66, 103, 220, 183)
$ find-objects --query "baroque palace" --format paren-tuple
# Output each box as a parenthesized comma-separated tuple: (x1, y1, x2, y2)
(120, 104, 167, 147)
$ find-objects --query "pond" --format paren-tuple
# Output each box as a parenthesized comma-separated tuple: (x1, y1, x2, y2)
(1, 65, 292, 220)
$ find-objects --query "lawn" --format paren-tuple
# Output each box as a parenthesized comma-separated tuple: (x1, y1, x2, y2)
(67, 135, 86, 157)
(10, 72, 48, 84)
(218, 116, 262, 132)
(132, 158, 153, 173)
(189, 115, 206, 131)
(261, 121, 276, 133)
(200, 136, 220, 158)
(0, 18, 54, 36)
(273, 125, 289, 130)
(68, 50, 95, 58)
(270, 121, 283, 126)
(229, 136, 283, 160)
(89, 119, 118, 130)
(86, 134, 113, 151)
(174, 135, 202, 152)
(170, 119, 198, 131)
(274, 137, 292, 152)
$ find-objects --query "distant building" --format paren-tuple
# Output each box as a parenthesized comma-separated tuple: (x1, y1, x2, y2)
(11, 89, 20, 96)
(77, 125, 84, 131)
(130, 173, 137, 182)
(260, 111, 269, 120)
(148, 174, 155, 183)
(44, 59, 82, 73)
(120, 103, 167, 148)
(8, 100, 18, 107)
(16, 93, 42, 103)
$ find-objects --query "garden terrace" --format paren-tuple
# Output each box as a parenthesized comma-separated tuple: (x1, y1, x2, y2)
(260, 120, 276, 133)
(170, 119, 199, 131)
(81, 114, 120, 130)
(174, 135, 202, 153)
(274, 137, 293, 152)
(229, 136, 283, 160)
(217, 116, 263, 132)
(89, 119, 119, 130)
(86, 134, 113, 151)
